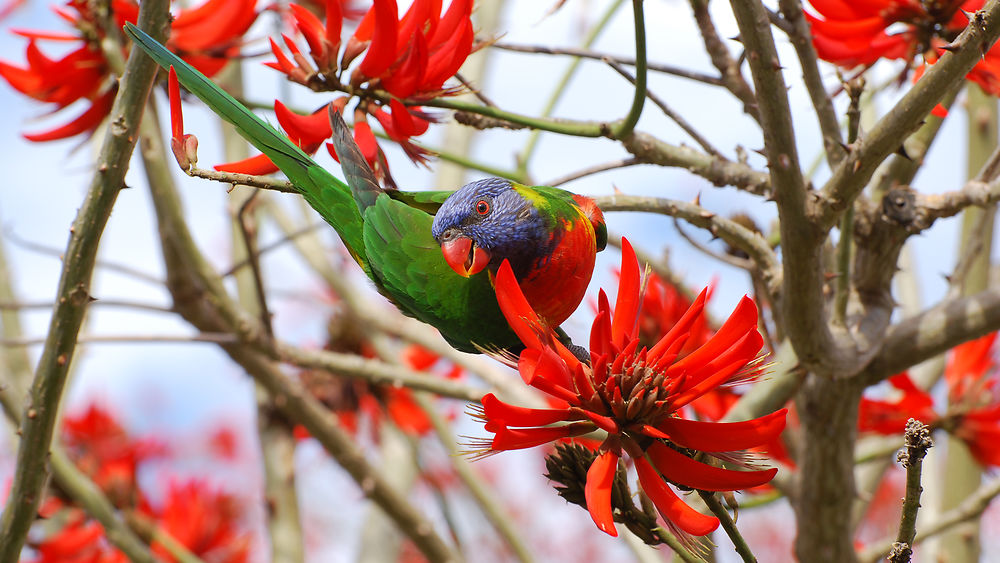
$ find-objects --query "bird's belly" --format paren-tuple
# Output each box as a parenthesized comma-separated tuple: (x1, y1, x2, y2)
(518, 224, 597, 327)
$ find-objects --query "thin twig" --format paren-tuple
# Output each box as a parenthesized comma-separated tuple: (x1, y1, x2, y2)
(0, 333, 240, 346)
(492, 43, 725, 86)
(776, 0, 846, 167)
(888, 419, 933, 563)
(4, 230, 164, 286)
(605, 60, 721, 157)
(454, 72, 497, 107)
(688, 0, 759, 121)
(544, 157, 641, 187)
(859, 478, 1000, 563)
(673, 218, 753, 271)
(596, 193, 781, 295)
(833, 78, 864, 326)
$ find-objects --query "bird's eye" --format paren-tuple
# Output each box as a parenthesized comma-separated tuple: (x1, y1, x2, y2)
(475, 200, 490, 215)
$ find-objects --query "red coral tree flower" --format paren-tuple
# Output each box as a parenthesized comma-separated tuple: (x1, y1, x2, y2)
(806, 0, 979, 68)
(805, 0, 1000, 98)
(471, 238, 787, 539)
(222, 0, 474, 183)
(857, 332, 1000, 467)
(0, 0, 258, 142)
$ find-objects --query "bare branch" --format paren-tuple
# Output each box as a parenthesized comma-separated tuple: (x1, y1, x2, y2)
(595, 193, 781, 294)
(492, 43, 726, 86)
(860, 287, 1000, 386)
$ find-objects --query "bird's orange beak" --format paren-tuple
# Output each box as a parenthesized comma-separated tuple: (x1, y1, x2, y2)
(441, 237, 490, 277)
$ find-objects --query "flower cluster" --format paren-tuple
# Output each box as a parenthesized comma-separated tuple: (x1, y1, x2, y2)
(25, 403, 251, 562)
(471, 239, 786, 540)
(0, 0, 258, 142)
(219, 0, 475, 184)
(858, 332, 1000, 467)
(806, 0, 1000, 94)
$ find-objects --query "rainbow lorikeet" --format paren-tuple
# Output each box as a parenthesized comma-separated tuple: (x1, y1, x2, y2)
(124, 23, 607, 354)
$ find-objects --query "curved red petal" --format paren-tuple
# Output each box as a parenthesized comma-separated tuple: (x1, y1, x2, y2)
(421, 17, 473, 89)
(635, 456, 718, 536)
(214, 153, 279, 175)
(325, 0, 343, 48)
(657, 408, 788, 452)
(358, 0, 399, 79)
(381, 30, 427, 98)
(23, 86, 116, 142)
(353, 117, 379, 165)
(428, 0, 471, 48)
(495, 260, 581, 368)
(667, 295, 759, 376)
(646, 441, 777, 491)
(517, 349, 577, 403)
(647, 288, 708, 365)
(290, 3, 327, 59)
(490, 424, 588, 451)
(480, 392, 572, 427)
(585, 451, 618, 537)
(274, 99, 332, 149)
(610, 237, 640, 349)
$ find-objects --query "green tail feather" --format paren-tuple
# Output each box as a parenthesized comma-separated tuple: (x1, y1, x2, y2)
(124, 22, 372, 272)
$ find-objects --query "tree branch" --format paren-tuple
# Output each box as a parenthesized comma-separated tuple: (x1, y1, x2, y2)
(859, 287, 1000, 386)
(0, 2, 169, 557)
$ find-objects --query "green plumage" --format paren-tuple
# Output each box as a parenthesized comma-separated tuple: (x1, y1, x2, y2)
(125, 23, 523, 352)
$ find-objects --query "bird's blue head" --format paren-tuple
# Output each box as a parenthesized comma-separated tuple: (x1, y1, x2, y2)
(431, 178, 551, 278)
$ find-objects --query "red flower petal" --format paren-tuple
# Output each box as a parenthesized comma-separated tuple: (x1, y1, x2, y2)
(381, 30, 427, 98)
(353, 115, 379, 165)
(635, 456, 718, 536)
(421, 17, 473, 89)
(518, 346, 573, 392)
(480, 392, 573, 427)
(427, 0, 471, 48)
(657, 408, 788, 452)
(494, 259, 582, 368)
(667, 295, 759, 377)
(215, 153, 279, 175)
(490, 424, 591, 451)
(23, 86, 116, 142)
(357, 0, 399, 79)
(647, 288, 708, 365)
(290, 3, 328, 62)
(274, 99, 332, 150)
(610, 237, 640, 349)
(646, 441, 777, 491)
(325, 0, 343, 50)
(584, 450, 618, 537)
(168, 66, 184, 142)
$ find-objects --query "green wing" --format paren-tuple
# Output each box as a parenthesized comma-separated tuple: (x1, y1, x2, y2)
(127, 23, 523, 352)
(124, 23, 371, 273)
(361, 195, 522, 353)
(387, 190, 454, 214)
